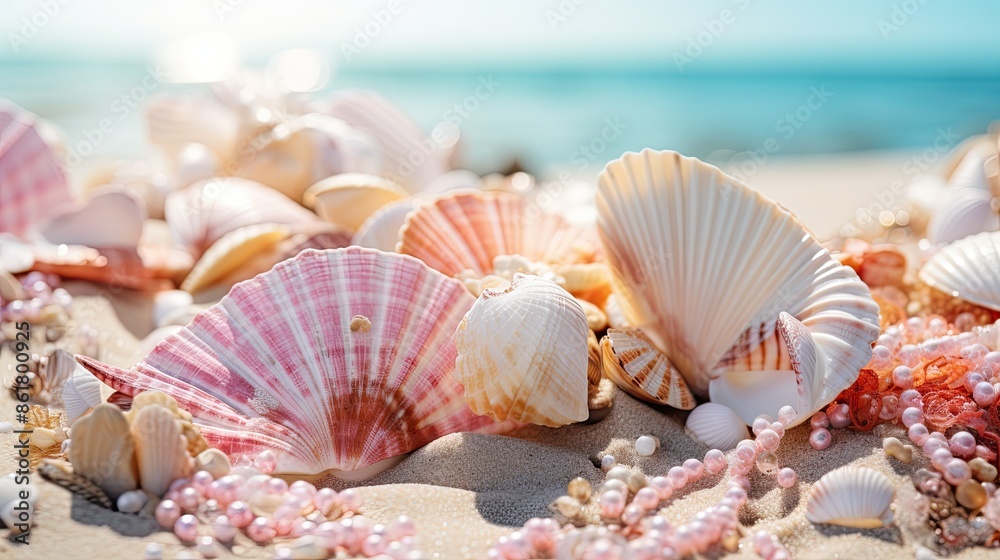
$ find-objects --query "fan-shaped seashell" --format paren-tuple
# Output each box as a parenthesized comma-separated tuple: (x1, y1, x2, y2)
(68, 403, 138, 500)
(40, 190, 145, 249)
(601, 329, 696, 410)
(919, 231, 1000, 311)
(602, 294, 631, 329)
(41, 349, 77, 391)
(453, 274, 589, 427)
(927, 186, 997, 246)
(352, 197, 417, 252)
(236, 114, 382, 203)
(165, 178, 320, 259)
(805, 467, 895, 528)
(0, 101, 74, 236)
(303, 173, 408, 231)
(684, 402, 749, 451)
(180, 223, 292, 294)
(145, 94, 242, 165)
(131, 404, 194, 497)
(596, 150, 880, 425)
(60, 361, 105, 425)
(77, 247, 510, 477)
(399, 190, 603, 281)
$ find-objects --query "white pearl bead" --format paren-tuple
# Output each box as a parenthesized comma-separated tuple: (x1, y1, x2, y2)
(635, 435, 658, 456)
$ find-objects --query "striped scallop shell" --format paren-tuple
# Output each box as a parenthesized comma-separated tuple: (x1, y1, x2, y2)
(683, 402, 750, 451)
(0, 101, 73, 237)
(454, 274, 589, 427)
(601, 329, 695, 410)
(596, 150, 879, 426)
(131, 403, 194, 497)
(352, 198, 418, 252)
(67, 404, 138, 500)
(398, 190, 603, 279)
(918, 230, 1000, 311)
(166, 178, 321, 259)
(60, 361, 105, 425)
(303, 173, 408, 232)
(77, 247, 509, 478)
(805, 467, 895, 528)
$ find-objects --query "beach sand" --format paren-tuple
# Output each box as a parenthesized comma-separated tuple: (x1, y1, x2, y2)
(1, 150, 992, 559)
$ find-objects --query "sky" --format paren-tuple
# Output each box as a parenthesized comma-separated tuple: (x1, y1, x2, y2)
(2, 0, 1000, 75)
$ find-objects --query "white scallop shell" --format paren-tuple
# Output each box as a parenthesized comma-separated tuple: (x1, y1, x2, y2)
(131, 404, 193, 497)
(683, 402, 749, 451)
(453, 273, 589, 427)
(805, 467, 895, 528)
(68, 404, 139, 500)
(351, 198, 417, 252)
(61, 362, 105, 425)
(303, 173, 408, 232)
(919, 230, 1000, 311)
(596, 149, 879, 425)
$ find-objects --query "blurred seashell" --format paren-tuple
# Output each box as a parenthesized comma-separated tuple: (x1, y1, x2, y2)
(926, 186, 997, 245)
(586, 330, 602, 388)
(107, 391, 133, 412)
(321, 90, 448, 190)
(78, 248, 511, 477)
(41, 190, 145, 249)
(131, 404, 194, 497)
(68, 403, 139, 500)
(153, 290, 195, 328)
(303, 173, 408, 231)
(919, 230, 1000, 311)
(127, 390, 191, 423)
(399, 190, 602, 284)
(174, 143, 218, 189)
(0, 237, 35, 273)
(0, 101, 73, 236)
(38, 459, 112, 509)
(352, 197, 417, 252)
(858, 245, 906, 289)
(578, 299, 608, 332)
(601, 328, 695, 410)
(557, 262, 612, 305)
(684, 402, 749, 451)
(116, 489, 148, 513)
(806, 467, 895, 528)
(602, 294, 630, 329)
(166, 178, 320, 259)
(454, 274, 589, 427)
(145, 94, 241, 165)
(180, 223, 292, 294)
(422, 169, 482, 196)
(0, 270, 25, 301)
(61, 362, 104, 425)
(41, 350, 79, 396)
(596, 150, 879, 425)
(194, 448, 231, 479)
(236, 114, 381, 203)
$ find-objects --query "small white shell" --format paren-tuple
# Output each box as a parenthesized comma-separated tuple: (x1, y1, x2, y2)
(131, 404, 194, 497)
(919, 230, 1000, 311)
(805, 467, 895, 528)
(153, 290, 194, 329)
(62, 363, 105, 425)
(116, 489, 149, 513)
(194, 448, 232, 479)
(684, 402, 749, 451)
(351, 197, 417, 252)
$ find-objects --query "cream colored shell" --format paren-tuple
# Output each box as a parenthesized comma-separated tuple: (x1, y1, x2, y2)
(303, 173, 408, 232)
(131, 404, 194, 497)
(67, 404, 138, 500)
(805, 467, 895, 528)
(683, 402, 749, 451)
(918, 230, 1000, 311)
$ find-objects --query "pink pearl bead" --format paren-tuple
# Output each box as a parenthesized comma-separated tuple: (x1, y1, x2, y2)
(388, 515, 417, 540)
(155, 499, 181, 529)
(735, 441, 757, 463)
(899, 389, 922, 410)
(752, 417, 771, 436)
(649, 476, 674, 501)
(901, 407, 923, 428)
(891, 366, 914, 389)
(810, 411, 830, 430)
(724, 485, 747, 505)
(174, 514, 199, 542)
(942, 458, 972, 486)
(247, 517, 276, 545)
(810, 428, 832, 450)
(633, 487, 660, 511)
(769, 422, 785, 439)
(973, 381, 996, 407)
(339, 488, 362, 512)
(777, 406, 797, 426)
(178, 487, 200, 512)
(314, 487, 339, 514)
(930, 447, 953, 470)
(729, 457, 752, 476)
(828, 404, 851, 429)
(950, 431, 977, 459)
(703, 449, 727, 475)
(776, 468, 797, 488)
(191, 471, 213, 494)
(923, 436, 948, 456)
(667, 466, 689, 489)
(756, 429, 780, 452)
(683, 459, 705, 482)
(209, 476, 239, 506)
(211, 515, 237, 542)
(225, 501, 253, 528)
(730, 474, 750, 490)
(289, 480, 317, 501)
(266, 478, 288, 494)
(907, 422, 929, 445)
(598, 489, 626, 518)
(621, 503, 646, 526)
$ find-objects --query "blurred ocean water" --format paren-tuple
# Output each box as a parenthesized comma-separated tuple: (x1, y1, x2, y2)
(2, 62, 999, 177)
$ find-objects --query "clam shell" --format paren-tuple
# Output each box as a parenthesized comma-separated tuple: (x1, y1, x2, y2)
(398, 190, 603, 279)
(596, 150, 879, 425)
(601, 329, 695, 410)
(67, 403, 139, 500)
(180, 223, 292, 294)
(805, 467, 895, 528)
(0, 101, 73, 236)
(145, 94, 242, 165)
(78, 247, 511, 477)
(131, 404, 194, 497)
(194, 448, 231, 479)
(919, 230, 1000, 311)
(303, 173, 408, 231)
(0, 270, 25, 301)
(352, 197, 418, 252)
(165, 178, 320, 259)
(454, 274, 589, 427)
(40, 190, 145, 249)
(60, 361, 105, 425)
(684, 402, 749, 451)
(927, 186, 997, 246)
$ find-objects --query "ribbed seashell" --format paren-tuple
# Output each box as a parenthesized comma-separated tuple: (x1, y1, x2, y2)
(78, 247, 511, 477)
(40, 190, 145, 250)
(38, 459, 113, 509)
(180, 223, 292, 294)
(919, 231, 1000, 311)
(0, 270, 25, 300)
(236, 114, 382, 203)
(145, 94, 243, 165)
(454, 274, 590, 427)
(41, 349, 77, 392)
(601, 329, 695, 410)
(67, 404, 139, 500)
(165, 178, 321, 259)
(927, 185, 997, 246)
(805, 467, 895, 528)
(60, 360, 104, 425)
(127, 391, 209, 458)
(320, 90, 449, 190)
(352, 197, 418, 252)
(131, 404, 193, 497)
(398, 190, 603, 282)
(596, 150, 880, 425)
(303, 173, 408, 231)
(0, 101, 73, 236)
(684, 402, 750, 451)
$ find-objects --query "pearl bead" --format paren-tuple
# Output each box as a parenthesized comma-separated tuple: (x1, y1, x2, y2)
(339, 488, 362, 512)
(729, 474, 750, 490)
(178, 487, 200, 512)
(777, 405, 797, 426)
(598, 489, 626, 518)
(667, 466, 688, 489)
(388, 515, 417, 540)
(683, 459, 705, 482)
(143, 542, 163, 560)
(729, 457, 752, 476)
(897, 344, 919, 367)
(632, 487, 660, 511)
(208, 476, 239, 506)
(942, 458, 972, 486)
(973, 381, 996, 407)
(901, 407, 923, 428)
(211, 515, 237, 542)
(899, 389, 922, 410)
(703, 449, 726, 475)
(769, 422, 785, 439)
(603, 479, 627, 495)
(891, 366, 914, 389)
(155, 499, 181, 529)
(266, 478, 288, 494)
(756, 429, 780, 452)
(600, 455, 617, 471)
(923, 436, 949, 456)
(755, 451, 779, 475)
(225, 501, 253, 528)
(810, 428, 832, 450)
(752, 417, 770, 436)
(810, 411, 830, 430)
(621, 503, 645, 526)
(196, 536, 219, 559)
(930, 447, 953, 470)
(907, 422, 929, 445)
(635, 435, 658, 456)
(776, 468, 797, 488)
(314, 487, 339, 515)
(828, 404, 851, 429)
(174, 514, 199, 542)
(554, 495, 581, 517)
(191, 471, 213, 494)
(950, 431, 977, 459)
(649, 476, 673, 501)
(606, 465, 631, 483)
(247, 517, 276, 544)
